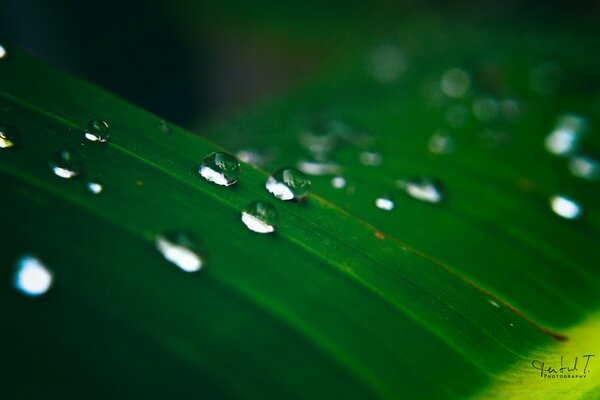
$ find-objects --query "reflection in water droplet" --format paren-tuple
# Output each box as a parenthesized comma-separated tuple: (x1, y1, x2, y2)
(441, 68, 471, 98)
(156, 231, 205, 272)
(87, 181, 103, 194)
(568, 155, 599, 181)
(0, 123, 20, 149)
(530, 62, 563, 95)
(360, 151, 383, 166)
(241, 201, 278, 234)
(84, 119, 110, 143)
(297, 159, 342, 176)
(472, 97, 499, 122)
(14, 255, 53, 296)
(375, 195, 394, 211)
(428, 131, 454, 155)
(367, 44, 407, 83)
(331, 176, 346, 189)
(399, 177, 444, 204)
(0, 44, 6, 58)
(550, 195, 582, 220)
(545, 114, 588, 156)
(50, 148, 83, 179)
(266, 168, 311, 201)
(199, 152, 240, 186)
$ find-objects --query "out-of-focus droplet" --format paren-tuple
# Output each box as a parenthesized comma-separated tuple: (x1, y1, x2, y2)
(0, 123, 20, 149)
(331, 176, 346, 189)
(297, 158, 342, 176)
(472, 97, 499, 123)
(428, 131, 454, 155)
(544, 114, 588, 156)
(0, 44, 6, 59)
(375, 195, 395, 211)
(84, 119, 110, 143)
(550, 194, 582, 220)
(199, 152, 240, 186)
(530, 62, 563, 96)
(241, 201, 278, 234)
(14, 255, 53, 297)
(87, 181, 103, 194)
(156, 231, 205, 272)
(236, 148, 265, 166)
(157, 119, 171, 134)
(568, 155, 599, 181)
(441, 68, 471, 98)
(266, 168, 311, 201)
(398, 177, 444, 204)
(367, 44, 407, 83)
(359, 151, 383, 166)
(50, 148, 83, 179)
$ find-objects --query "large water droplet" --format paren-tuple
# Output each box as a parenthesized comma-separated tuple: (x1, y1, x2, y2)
(375, 195, 395, 211)
(568, 155, 599, 181)
(199, 152, 240, 186)
(0, 123, 20, 149)
(156, 231, 205, 272)
(441, 68, 471, 98)
(50, 148, 83, 179)
(398, 177, 444, 204)
(241, 201, 278, 233)
(545, 114, 588, 156)
(87, 181, 103, 194)
(84, 119, 110, 143)
(13, 255, 53, 296)
(266, 168, 311, 201)
(550, 195, 582, 220)
(0, 44, 6, 59)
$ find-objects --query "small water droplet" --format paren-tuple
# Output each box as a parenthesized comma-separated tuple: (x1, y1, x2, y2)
(545, 114, 588, 156)
(359, 151, 383, 166)
(87, 181, 103, 194)
(472, 96, 499, 123)
(84, 119, 110, 143)
(50, 148, 83, 179)
(530, 62, 563, 95)
(367, 44, 407, 83)
(13, 255, 53, 296)
(550, 195, 582, 220)
(428, 130, 454, 155)
(157, 119, 171, 134)
(156, 231, 205, 272)
(297, 158, 342, 176)
(375, 195, 394, 211)
(331, 176, 346, 189)
(0, 44, 6, 58)
(241, 201, 278, 233)
(488, 299, 500, 308)
(266, 168, 311, 201)
(199, 152, 240, 186)
(0, 123, 20, 149)
(568, 155, 599, 181)
(398, 177, 444, 204)
(441, 68, 471, 98)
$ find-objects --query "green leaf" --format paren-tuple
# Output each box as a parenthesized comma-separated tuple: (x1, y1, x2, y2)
(1, 22, 599, 400)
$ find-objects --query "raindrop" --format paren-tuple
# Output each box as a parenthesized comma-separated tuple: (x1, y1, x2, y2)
(50, 148, 83, 179)
(398, 177, 444, 204)
(0, 44, 5, 59)
(301, 118, 368, 159)
(367, 44, 407, 83)
(156, 231, 205, 272)
(472, 97, 499, 123)
(544, 114, 588, 156)
(241, 201, 278, 234)
(0, 123, 20, 149)
(84, 119, 110, 143)
(359, 151, 383, 166)
(297, 158, 342, 176)
(428, 131, 454, 155)
(331, 176, 346, 189)
(375, 195, 395, 211)
(87, 181, 103, 194)
(568, 155, 599, 181)
(266, 168, 311, 201)
(13, 255, 53, 297)
(441, 68, 471, 98)
(236, 148, 265, 166)
(550, 195, 582, 220)
(199, 152, 240, 186)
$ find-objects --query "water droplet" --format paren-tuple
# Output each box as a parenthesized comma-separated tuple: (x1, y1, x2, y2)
(568, 155, 599, 181)
(87, 181, 103, 194)
(550, 195, 582, 220)
(241, 201, 278, 233)
(398, 177, 444, 204)
(0, 123, 20, 149)
(84, 119, 110, 143)
(157, 119, 171, 134)
(13, 255, 53, 296)
(428, 130, 454, 154)
(297, 159, 342, 176)
(530, 62, 563, 95)
(266, 168, 311, 201)
(441, 68, 471, 98)
(50, 148, 83, 179)
(359, 151, 383, 166)
(545, 114, 588, 156)
(472, 97, 499, 123)
(488, 299, 500, 308)
(199, 152, 240, 186)
(236, 148, 265, 166)
(375, 195, 395, 211)
(300, 118, 369, 159)
(156, 231, 205, 272)
(0, 44, 6, 59)
(367, 44, 407, 83)
(331, 176, 346, 189)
